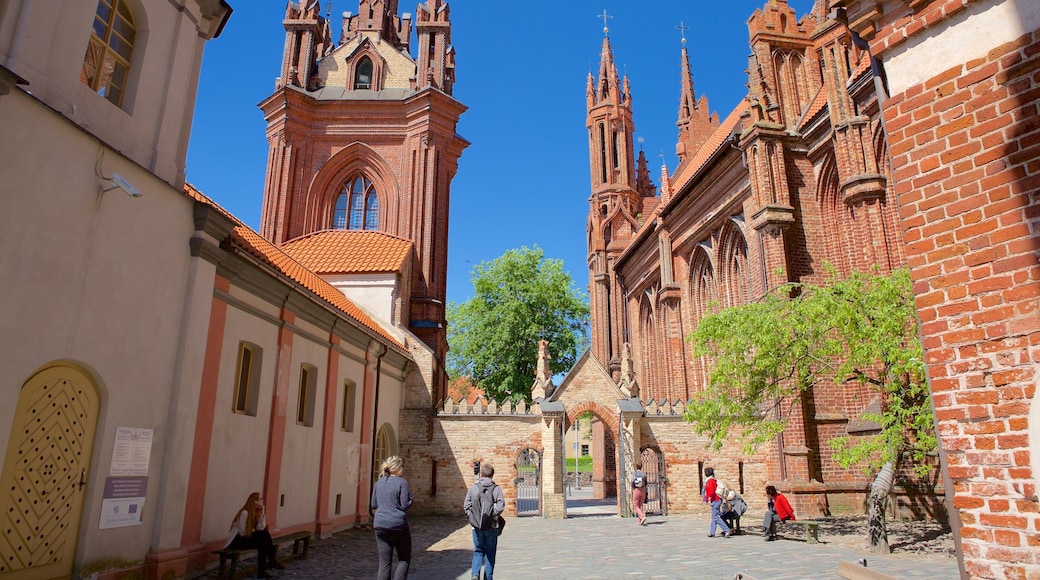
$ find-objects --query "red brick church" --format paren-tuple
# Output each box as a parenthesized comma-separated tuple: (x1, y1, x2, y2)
(579, 0, 919, 515)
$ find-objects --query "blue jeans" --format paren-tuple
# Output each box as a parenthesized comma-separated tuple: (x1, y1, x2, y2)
(471, 528, 499, 580)
(710, 499, 731, 536)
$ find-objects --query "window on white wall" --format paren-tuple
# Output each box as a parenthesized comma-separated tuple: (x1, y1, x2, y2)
(81, 0, 136, 107)
(233, 342, 262, 416)
(342, 379, 357, 432)
(297, 364, 317, 427)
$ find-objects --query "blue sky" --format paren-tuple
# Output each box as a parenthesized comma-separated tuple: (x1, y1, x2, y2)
(186, 0, 815, 306)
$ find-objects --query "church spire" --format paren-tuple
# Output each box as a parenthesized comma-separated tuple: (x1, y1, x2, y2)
(279, 1, 334, 90)
(414, 0, 455, 93)
(675, 25, 719, 166)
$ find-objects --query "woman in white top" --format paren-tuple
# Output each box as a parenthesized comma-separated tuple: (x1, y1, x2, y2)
(225, 492, 284, 578)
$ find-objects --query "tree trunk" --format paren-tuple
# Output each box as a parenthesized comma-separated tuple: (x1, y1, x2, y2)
(867, 462, 894, 554)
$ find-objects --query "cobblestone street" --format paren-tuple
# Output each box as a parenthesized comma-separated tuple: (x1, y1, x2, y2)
(216, 493, 959, 580)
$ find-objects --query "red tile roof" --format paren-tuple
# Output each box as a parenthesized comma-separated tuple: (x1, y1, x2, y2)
(280, 230, 412, 274)
(670, 99, 749, 195)
(183, 184, 405, 350)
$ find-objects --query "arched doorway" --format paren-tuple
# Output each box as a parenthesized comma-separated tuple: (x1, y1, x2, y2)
(0, 362, 101, 580)
(372, 423, 397, 484)
(640, 447, 667, 516)
(514, 448, 540, 516)
(562, 407, 618, 517)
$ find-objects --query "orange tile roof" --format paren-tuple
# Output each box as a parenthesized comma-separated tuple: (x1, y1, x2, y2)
(800, 88, 828, 130)
(280, 230, 412, 274)
(670, 99, 749, 195)
(182, 184, 406, 350)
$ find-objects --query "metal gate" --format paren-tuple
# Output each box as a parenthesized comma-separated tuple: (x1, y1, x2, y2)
(641, 447, 667, 515)
(514, 448, 541, 516)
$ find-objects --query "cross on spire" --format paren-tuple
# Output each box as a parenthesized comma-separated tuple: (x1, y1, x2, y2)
(676, 21, 689, 46)
(598, 10, 613, 36)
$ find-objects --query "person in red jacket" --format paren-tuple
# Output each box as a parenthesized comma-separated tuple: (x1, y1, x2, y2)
(763, 485, 795, 541)
(703, 468, 732, 538)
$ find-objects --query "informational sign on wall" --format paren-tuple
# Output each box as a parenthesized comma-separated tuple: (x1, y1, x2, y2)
(109, 426, 153, 477)
(99, 476, 148, 529)
(99, 426, 153, 529)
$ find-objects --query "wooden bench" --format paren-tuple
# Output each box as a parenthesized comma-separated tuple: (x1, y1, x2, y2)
(783, 520, 821, 544)
(213, 530, 311, 579)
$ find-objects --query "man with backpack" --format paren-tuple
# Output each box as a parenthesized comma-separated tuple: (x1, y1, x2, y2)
(702, 467, 732, 538)
(464, 463, 505, 580)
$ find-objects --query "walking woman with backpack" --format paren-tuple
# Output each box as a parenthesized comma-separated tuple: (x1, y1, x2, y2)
(464, 463, 505, 580)
(631, 460, 648, 526)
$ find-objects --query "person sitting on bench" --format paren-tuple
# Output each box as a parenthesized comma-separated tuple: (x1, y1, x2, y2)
(763, 485, 795, 541)
(721, 490, 748, 533)
(225, 492, 284, 578)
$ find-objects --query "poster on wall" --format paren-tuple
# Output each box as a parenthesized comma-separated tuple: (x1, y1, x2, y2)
(98, 476, 148, 529)
(109, 426, 153, 477)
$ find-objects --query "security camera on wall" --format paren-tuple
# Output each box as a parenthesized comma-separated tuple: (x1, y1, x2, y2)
(100, 172, 142, 198)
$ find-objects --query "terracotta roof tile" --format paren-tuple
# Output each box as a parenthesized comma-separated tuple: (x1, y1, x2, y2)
(182, 184, 405, 350)
(799, 88, 828, 130)
(670, 99, 749, 195)
(280, 230, 412, 274)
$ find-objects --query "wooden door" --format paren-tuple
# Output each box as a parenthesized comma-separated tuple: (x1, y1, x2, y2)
(0, 364, 100, 579)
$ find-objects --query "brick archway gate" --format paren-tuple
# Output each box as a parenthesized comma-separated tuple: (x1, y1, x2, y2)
(553, 402, 624, 515)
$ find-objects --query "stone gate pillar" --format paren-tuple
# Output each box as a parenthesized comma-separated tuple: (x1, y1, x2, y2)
(619, 398, 645, 518)
(538, 402, 566, 518)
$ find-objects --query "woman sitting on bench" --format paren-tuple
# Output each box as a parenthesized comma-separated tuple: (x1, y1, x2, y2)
(763, 485, 795, 541)
(225, 492, 284, 578)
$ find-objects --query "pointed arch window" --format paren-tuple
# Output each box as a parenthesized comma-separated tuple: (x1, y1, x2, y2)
(333, 176, 379, 230)
(81, 0, 136, 108)
(355, 57, 373, 90)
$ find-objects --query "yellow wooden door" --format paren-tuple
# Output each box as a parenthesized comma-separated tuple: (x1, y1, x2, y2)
(0, 364, 100, 580)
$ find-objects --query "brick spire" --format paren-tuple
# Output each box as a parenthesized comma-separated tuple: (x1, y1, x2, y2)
(675, 44, 719, 167)
(279, 1, 334, 90)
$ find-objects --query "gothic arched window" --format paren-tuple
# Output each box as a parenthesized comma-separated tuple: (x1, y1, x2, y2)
(333, 193, 348, 229)
(336, 175, 379, 230)
(81, 0, 136, 107)
(355, 57, 373, 90)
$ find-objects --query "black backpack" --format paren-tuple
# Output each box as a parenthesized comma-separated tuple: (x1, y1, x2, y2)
(473, 483, 500, 531)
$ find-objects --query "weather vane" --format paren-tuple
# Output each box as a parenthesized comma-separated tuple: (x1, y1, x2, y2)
(598, 10, 613, 36)
(676, 21, 689, 46)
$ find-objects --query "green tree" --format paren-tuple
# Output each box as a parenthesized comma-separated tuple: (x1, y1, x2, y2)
(447, 246, 589, 402)
(684, 266, 935, 553)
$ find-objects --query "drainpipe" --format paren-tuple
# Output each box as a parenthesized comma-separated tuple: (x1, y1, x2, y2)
(367, 342, 387, 503)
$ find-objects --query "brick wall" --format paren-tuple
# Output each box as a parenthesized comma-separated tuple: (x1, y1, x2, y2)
(839, 0, 1040, 577)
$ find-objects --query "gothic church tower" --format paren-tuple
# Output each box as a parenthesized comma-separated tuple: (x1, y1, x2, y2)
(258, 0, 468, 402)
(585, 26, 655, 376)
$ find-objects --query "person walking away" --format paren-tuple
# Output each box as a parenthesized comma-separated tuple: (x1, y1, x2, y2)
(721, 490, 748, 533)
(703, 467, 732, 538)
(224, 492, 284, 578)
(631, 460, 648, 525)
(763, 485, 796, 541)
(464, 463, 505, 580)
(371, 456, 414, 579)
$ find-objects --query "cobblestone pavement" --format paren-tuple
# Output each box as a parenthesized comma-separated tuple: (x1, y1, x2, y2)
(221, 507, 959, 579)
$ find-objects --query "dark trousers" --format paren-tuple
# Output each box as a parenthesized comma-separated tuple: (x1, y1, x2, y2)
(375, 528, 412, 580)
(228, 529, 277, 573)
